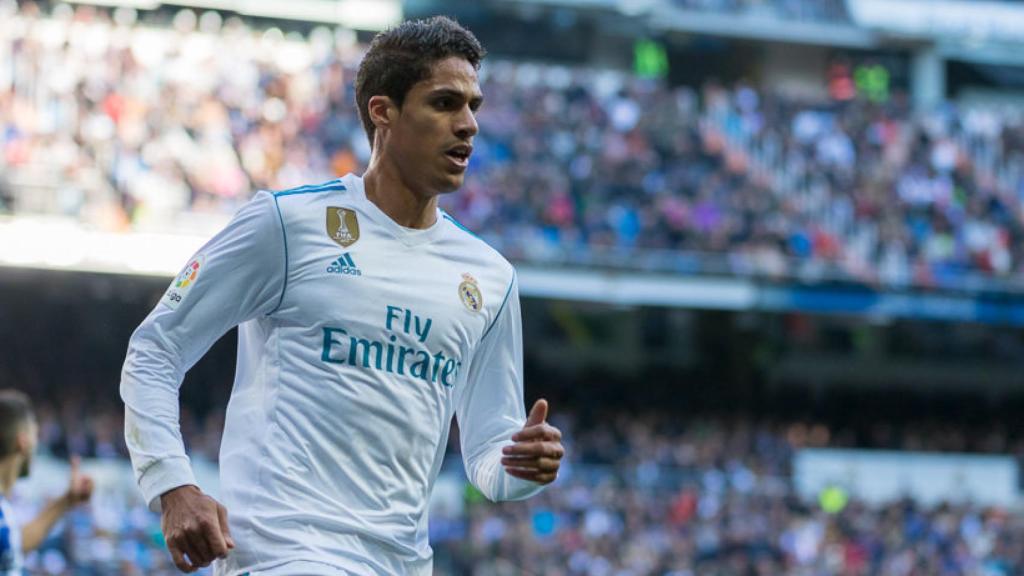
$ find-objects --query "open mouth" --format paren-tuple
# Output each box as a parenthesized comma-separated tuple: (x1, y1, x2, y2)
(445, 145, 472, 166)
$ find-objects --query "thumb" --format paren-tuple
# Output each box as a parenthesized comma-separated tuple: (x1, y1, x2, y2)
(217, 503, 235, 549)
(69, 455, 80, 479)
(525, 399, 548, 427)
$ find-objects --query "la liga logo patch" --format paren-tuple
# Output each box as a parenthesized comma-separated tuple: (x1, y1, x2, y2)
(164, 253, 206, 310)
(176, 259, 201, 289)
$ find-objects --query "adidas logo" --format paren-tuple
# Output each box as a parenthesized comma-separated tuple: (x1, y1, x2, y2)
(327, 253, 362, 276)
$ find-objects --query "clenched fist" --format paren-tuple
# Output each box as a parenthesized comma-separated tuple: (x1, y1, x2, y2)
(160, 485, 235, 573)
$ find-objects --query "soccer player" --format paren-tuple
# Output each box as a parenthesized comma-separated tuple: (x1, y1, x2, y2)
(0, 390, 94, 575)
(120, 16, 564, 576)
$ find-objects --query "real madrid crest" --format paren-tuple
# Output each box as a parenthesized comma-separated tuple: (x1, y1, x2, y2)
(459, 273, 483, 312)
(326, 207, 360, 247)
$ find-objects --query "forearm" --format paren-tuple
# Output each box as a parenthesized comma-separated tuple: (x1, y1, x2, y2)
(21, 494, 72, 553)
(122, 372, 197, 511)
(121, 321, 201, 511)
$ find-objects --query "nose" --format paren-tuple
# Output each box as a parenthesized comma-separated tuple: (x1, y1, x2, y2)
(454, 104, 478, 140)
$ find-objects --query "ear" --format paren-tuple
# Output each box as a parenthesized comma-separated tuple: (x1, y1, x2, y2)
(15, 428, 30, 453)
(367, 95, 397, 136)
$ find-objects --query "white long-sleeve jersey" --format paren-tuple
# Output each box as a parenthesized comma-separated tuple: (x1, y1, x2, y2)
(120, 174, 543, 576)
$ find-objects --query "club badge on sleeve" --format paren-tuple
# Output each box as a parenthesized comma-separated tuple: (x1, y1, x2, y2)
(459, 273, 483, 312)
(163, 253, 206, 310)
(327, 207, 360, 247)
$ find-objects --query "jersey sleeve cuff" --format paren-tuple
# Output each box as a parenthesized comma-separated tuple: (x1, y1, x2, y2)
(138, 456, 197, 513)
(500, 471, 546, 501)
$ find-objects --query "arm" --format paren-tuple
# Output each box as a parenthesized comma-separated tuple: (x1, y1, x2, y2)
(120, 191, 285, 510)
(21, 456, 93, 553)
(20, 497, 71, 553)
(120, 191, 284, 571)
(454, 273, 562, 502)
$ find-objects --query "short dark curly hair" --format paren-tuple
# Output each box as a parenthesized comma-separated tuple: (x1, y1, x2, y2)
(355, 16, 486, 147)
(0, 389, 33, 457)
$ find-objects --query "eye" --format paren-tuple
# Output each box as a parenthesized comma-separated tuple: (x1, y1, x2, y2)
(435, 97, 454, 110)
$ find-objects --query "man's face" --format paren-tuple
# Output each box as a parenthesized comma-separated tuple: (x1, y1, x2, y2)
(17, 418, 37, 478)
(384, 56, 482, 197)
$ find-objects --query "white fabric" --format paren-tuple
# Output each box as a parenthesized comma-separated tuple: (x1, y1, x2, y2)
(246, 559, 355, 575)
(120, 174, 543, 576)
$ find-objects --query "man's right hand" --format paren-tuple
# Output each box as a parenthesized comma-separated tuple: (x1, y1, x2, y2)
(160, 484, 235, 573)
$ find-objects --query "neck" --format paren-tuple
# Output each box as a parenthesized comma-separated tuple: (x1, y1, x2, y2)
(0, 457, 18, 496)
(362, 152, 439, 229)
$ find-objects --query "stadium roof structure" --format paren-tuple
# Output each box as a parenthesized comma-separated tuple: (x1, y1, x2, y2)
(510, 0, 1024, 57)
(646, 6, 877, 49)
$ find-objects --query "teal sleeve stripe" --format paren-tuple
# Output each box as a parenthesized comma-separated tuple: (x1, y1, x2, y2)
(275, 179, 345, 194)
(442, 213, 481, 239)
(480, 272, 516, 342)
(273, 183, 346, 197)
(268, 194, 289, 315)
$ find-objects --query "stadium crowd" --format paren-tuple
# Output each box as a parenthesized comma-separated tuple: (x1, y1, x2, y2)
(433, 413, 1024, 576)
(25, 394, 1024, 463)
(4, 2, 1024, 292)
(7, 261, 1024, 574)
(4, 4, 1024, 573)
(8, 397, 1024, 575)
